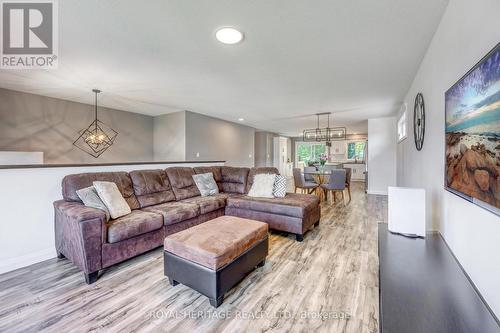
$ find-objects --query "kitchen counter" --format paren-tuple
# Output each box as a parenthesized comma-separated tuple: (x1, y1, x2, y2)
(341, 162, 366, 181)
(328, 161, 366, 165)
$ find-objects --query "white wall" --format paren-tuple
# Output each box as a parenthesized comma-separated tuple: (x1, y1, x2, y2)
(0, 151, 43, 165)
(153, 111, 186, 161)
(368, 117, 397, 195)
(0, 162, 224, 274)
(397, 0, 500, 317)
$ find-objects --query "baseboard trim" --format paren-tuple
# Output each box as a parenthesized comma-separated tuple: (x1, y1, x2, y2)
(0, 248, 56, 275)
(367, 190, 388, 195)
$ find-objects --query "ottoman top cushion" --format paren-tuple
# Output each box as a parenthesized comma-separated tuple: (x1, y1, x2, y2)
(226, 193, 320, 218)
(164, 216, 268, 270)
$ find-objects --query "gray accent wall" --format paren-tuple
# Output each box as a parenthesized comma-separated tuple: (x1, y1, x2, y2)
(1, 88, 257, 167)
(0, 88, 154, 164)
(154, 111, 186, 161)
(185, 111, 255, 167)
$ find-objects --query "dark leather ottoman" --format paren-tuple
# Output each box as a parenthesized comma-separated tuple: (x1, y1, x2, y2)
(163, 216, 269, 307)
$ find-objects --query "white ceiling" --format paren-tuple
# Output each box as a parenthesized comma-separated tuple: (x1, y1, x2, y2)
(0, 0, 449, 136)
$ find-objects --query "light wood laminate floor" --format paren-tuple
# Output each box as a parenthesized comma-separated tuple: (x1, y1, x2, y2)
(0, 183, 386, 333)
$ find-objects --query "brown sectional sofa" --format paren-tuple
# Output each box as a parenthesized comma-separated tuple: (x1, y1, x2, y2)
(54, 166, 320, 284)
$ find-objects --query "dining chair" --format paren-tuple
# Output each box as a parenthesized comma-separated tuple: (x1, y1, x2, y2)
(303, 166, 317, 182)
(344, 168, 352, 202)
(320, 169, 347, 204)
(293, 168, 318, 194)
(320, 165, 336, 187)
(323, 165, 337, 173)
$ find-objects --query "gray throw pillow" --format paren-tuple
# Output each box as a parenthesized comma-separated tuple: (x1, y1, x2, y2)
(76, 186, 110, 221)
(192, 173, 219, 196)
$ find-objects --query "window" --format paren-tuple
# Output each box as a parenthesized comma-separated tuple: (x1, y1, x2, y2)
(296, 143, 326, 166)
(397, 109, 407, 142)
(347, 141, 366, 160)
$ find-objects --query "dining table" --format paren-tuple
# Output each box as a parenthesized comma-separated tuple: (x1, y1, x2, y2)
(302, 169, 333, 201)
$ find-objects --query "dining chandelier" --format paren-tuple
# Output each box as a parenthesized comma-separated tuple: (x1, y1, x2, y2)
(73, 89, 118, 158)
(302, 112, 346, 142)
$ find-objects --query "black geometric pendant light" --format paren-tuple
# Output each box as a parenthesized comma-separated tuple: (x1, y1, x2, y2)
(73, 89, 118, 158)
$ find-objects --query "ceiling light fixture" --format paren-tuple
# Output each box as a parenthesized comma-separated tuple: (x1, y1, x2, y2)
(215, 27, 244, 44)
(73, 89, 118, 158)
(238, 118, 245, 122)
(302, 113, 346, 142)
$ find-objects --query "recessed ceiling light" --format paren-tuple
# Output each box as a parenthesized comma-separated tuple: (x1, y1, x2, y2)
(238, 118, 245, 122)
(215, 27, 244, 44)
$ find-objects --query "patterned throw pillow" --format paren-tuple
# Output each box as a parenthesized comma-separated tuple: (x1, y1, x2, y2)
(273, 175, 287, 198)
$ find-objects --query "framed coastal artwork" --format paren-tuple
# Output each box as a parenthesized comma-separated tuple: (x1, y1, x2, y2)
(445, 42, 500, 215)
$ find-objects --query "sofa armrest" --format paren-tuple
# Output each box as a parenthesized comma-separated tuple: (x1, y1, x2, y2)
(54, 200, 106, 222)
(54, 200, 105, 274)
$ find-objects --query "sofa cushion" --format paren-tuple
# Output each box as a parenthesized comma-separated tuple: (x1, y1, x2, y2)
(107, 210, 163, 243)
(62, 172, 140, 210)
(130, 169, 175, 208)
(226, 193, 320, 218)
(165, 167, 201, 200)
(164, 216, 268, 270)
(182, 194, 226, 214)
(193, 166, 223, 191)
(221, 166, 250, 194)
(143, 201, 200, 225)
(246, 167, 279, 193)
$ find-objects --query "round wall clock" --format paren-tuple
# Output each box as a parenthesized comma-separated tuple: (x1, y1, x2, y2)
(413, 92, 425, 151)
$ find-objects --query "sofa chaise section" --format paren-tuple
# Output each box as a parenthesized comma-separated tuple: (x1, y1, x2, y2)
(225, 167, 321, 241)
(225, 193, 320, 241)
